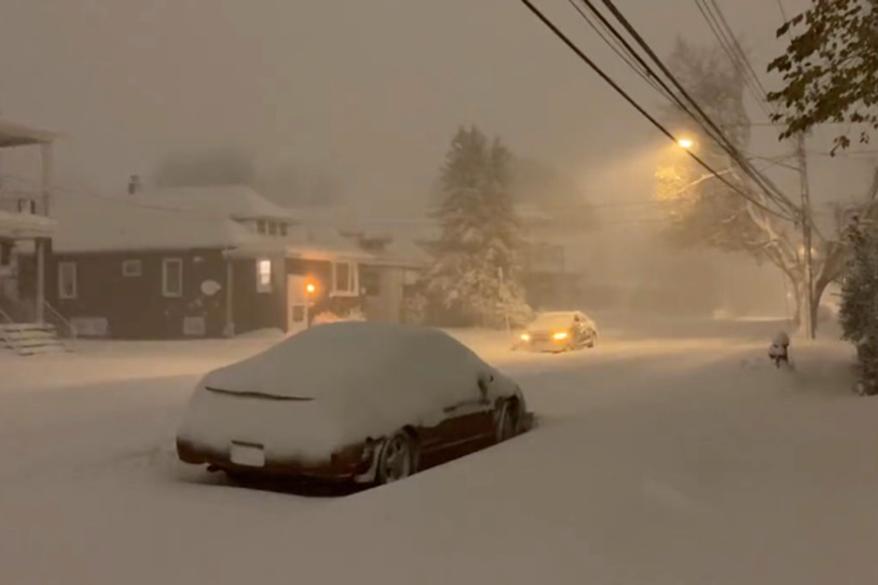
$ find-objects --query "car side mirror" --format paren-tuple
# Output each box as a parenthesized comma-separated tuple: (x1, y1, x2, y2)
(477, 373, 494, 402)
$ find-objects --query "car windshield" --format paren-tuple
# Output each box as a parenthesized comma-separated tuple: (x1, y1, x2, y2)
(529, 312, 576, 330)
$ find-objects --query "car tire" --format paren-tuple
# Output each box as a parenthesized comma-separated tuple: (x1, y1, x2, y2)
(495, 399, 521, 443)
(376, 431, 416, 485)
(586, 329, 597, 348)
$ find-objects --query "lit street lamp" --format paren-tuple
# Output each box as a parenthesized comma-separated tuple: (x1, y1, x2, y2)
(677, 137, 695, 150)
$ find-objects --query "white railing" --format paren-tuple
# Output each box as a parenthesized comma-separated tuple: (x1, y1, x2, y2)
(42, 301, 76, 342)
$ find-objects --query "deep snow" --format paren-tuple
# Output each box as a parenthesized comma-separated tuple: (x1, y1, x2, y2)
(2, 316, 877, 585)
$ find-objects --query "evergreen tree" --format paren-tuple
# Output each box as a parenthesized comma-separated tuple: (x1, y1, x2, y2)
(425, 126, 532, 327)
(839, 218, 878, 395)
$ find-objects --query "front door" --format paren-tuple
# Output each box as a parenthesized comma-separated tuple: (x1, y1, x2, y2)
(286, 275, 309, 335)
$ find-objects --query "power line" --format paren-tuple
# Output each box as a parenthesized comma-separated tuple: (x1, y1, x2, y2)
(565, 0, 672, 102)
(568, 0, 792, 214)
(708, 0, 770, 99)
(775, 0, 789, 22)
(596, 0, 797, 216)
(516, 0, 792, 220)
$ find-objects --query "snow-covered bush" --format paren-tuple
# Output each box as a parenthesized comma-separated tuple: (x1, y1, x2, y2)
(312, 309, 366, 326)
(839, 220, 878, 395)
(402, 291, 429, 325)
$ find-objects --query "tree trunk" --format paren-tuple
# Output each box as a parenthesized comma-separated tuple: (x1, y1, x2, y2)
(810, 277, 833, 338)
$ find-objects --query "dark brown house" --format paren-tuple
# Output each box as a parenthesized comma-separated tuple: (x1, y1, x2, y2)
(35, 185, 421, 339)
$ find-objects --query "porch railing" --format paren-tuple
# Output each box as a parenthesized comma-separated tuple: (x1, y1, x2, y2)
(42, 300, 76, 342)
(0, 305, 15, 350)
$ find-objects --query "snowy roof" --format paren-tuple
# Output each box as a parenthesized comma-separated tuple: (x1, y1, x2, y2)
(0, 118, 57, 147)
(131, 185, 296, 222)
(0, 210, 55, 239)
(50, 192, 279, 254)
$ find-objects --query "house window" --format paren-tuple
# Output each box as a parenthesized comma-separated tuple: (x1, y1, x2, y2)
(122, 259, 143, 277)
(331, 261, 358, 296)
(256, 259, 272, 293)
(279, 223, 288, 237)
(58, 262, 77, 299)
(162, 258, 183, 298)
(257, 220, 267, 234)
(268, 221, 278, 236)
(0, 241, 12, 267)
(360, 266, 381, 296)
(17, 199, 36, 214)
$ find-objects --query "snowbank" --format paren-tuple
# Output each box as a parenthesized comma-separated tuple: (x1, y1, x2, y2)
(178, 323, 520, 461)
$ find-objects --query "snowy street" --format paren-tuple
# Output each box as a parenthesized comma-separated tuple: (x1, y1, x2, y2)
(3, 318, 877, 585)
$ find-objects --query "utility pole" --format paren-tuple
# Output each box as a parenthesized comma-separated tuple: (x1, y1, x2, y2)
(797, 132, 815, 339)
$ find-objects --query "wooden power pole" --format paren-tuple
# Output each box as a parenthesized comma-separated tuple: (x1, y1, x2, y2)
(797, 132, 815, 339)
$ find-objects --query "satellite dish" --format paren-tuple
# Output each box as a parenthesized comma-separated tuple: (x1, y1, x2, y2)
(201, 280, 222, 296)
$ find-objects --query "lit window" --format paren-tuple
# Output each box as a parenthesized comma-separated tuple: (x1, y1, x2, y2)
(257, 259, 272, 293)
(162, 258, 183, 298)
(331, 261, 358, 296)
(122, 259, 142, 277)
(58, 261, 77, 299)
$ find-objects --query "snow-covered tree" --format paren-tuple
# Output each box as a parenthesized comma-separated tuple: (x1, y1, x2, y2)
(655, 39, 878, 332)
(839, 217, 878, 394)
(155, 147, 256, 188)
(425, 126, 532, 327)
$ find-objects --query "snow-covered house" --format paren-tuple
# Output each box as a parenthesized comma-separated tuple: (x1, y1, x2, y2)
(38, 185, 422, 339)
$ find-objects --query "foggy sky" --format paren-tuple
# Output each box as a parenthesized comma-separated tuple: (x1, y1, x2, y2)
(0, 0, 822, 217)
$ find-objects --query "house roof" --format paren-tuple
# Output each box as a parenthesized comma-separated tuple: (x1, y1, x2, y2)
(0, 119, 57, 148)
(0, 210, 55, 239)
(131, 185, 296, 222)
(50, 192, 277, 254)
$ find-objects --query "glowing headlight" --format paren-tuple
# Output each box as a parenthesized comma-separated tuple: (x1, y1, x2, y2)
(520, 333, 531, 342)
(552, 331, 569, 341)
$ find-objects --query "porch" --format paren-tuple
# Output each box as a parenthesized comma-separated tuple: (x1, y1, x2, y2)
(0, 119, 68, 353)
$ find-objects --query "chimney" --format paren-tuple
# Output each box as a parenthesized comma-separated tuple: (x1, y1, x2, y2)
(128, 174, 141, 195)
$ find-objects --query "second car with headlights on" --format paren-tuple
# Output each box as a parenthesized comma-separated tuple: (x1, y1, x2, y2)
(518, 311, 598, 352)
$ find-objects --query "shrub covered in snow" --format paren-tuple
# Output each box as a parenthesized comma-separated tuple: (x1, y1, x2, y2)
(839, 220, 878, 395)
(312, 309, 366, 326)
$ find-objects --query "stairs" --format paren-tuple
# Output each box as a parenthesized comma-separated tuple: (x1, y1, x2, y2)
(0, 322, 69, 355)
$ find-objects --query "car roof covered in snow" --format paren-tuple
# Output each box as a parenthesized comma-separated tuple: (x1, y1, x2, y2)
(528, 311, 584, 330)
(203, 322, 489, 402)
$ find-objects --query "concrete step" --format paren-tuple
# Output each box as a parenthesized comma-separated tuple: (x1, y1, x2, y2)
(0, 321, 69, 356)
(0, 322, 57, 334)
(18, 344, 68, 356)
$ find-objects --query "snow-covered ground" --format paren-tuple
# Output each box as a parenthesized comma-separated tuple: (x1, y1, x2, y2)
(2, 316, 877, 585)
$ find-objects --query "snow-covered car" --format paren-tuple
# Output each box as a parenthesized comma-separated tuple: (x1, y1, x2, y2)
(177, 322, 530, 485)
(518, 311, 598, 352)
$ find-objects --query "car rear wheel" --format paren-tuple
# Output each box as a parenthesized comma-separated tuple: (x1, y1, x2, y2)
(376, 431, 415, 484)
(495, 399, 521, 443)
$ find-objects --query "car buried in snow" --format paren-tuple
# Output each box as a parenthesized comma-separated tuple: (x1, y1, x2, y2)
(518, 311, 598, 352)
(176, 322, 531, 485)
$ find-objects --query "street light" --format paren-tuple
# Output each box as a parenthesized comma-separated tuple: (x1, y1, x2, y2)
(677, 137, 695, 150)
(304, 278, 318, 328)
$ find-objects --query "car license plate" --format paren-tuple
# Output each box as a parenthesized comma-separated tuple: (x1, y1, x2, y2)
(229, 442, 266, 467)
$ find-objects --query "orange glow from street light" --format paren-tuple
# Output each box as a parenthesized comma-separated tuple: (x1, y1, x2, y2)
(677, 137, 695, 150)
(305, 282, 317, 295)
